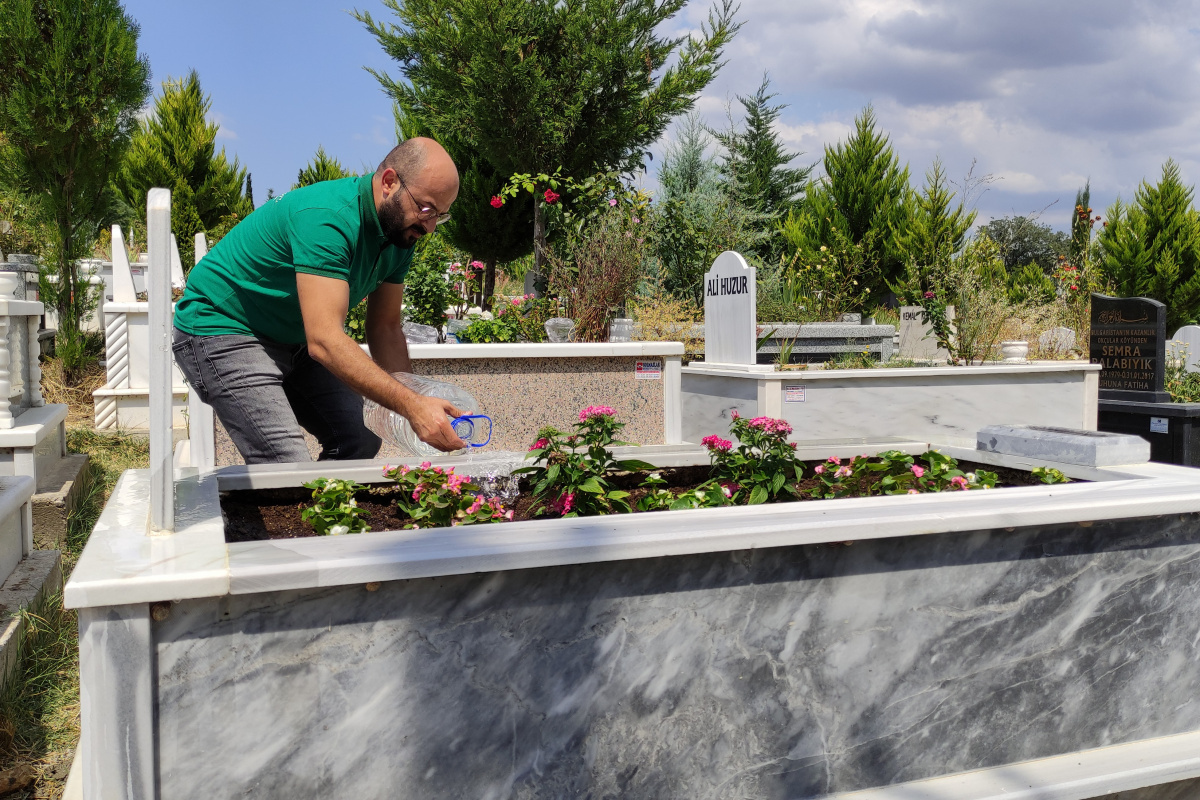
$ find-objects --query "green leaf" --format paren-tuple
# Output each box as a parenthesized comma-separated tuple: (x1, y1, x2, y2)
(607, 490, 631, 500)
(771, 472, 786, 494)
(545, 464, 560, 484)
(617, 459, 657, 471)
(749, 485, 768, 505)
(579, 477, 605, 494)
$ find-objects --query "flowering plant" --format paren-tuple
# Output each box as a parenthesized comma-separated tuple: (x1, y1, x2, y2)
(448, 260, 486, 320)
(1031, 466, 1070, 485)
(810, 449, 997, 499)
(516, 405, 655, 517)
(301, 478, 371, 536)
(703, 412, 805, 505)
(636, 471, 733, 511)
(383, 462, 512, 529)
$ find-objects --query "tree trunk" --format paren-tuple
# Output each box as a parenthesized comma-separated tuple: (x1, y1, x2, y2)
(483, 257, 497, 306)
(526, 198, 546, 297)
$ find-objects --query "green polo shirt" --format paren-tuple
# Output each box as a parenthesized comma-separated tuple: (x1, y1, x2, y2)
(174, 175, 414, 345)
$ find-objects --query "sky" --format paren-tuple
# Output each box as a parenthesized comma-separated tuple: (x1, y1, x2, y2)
(124, 0, 1200, 230)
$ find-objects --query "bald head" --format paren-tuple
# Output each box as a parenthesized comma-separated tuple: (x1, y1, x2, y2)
(373, 137, 460, 248)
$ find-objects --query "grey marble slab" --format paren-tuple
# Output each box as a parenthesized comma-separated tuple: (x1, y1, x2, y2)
(155, 513, 1200, 799)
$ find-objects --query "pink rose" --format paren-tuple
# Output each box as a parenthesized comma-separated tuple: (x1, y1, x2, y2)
(911, 465, 925, 478)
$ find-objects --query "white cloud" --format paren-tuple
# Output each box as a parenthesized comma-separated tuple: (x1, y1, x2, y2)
(655, 0, 1200, 225)
(209, 110, 237, 141)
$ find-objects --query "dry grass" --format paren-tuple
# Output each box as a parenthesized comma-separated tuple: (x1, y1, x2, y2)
(39, 361, 104, 428)
(631, 289, 704, 359)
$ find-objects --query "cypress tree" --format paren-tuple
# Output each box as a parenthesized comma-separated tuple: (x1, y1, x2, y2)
(0, 0, 151, 332)
(894, 158, 975, 271)
(293, 146, 355, 189)
(712, 74, 811, 217)
(1099, 159, 1200, 330)
(784, 106, 910, 295)
(244, 173, 254, 208)
(115, 71, 252, 268)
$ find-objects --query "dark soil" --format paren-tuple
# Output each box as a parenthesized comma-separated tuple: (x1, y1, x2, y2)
(221, 460, 1053, 543)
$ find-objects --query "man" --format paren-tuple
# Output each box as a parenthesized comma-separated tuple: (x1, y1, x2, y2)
(172, 137, 466, 464)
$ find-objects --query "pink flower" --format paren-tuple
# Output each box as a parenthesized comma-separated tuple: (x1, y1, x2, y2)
(719, 481, 739, 498)
(911, 465, 925, 478)
(701, 435, 733, 452)
(923, 291, 935, 299)
(490, 196, 504, 208)
(420, 461, 432, 469)
(412, 489, 422, 501)
(907, 489, 920, 495)
(828, 456, 841, 465)
(549, 492, 575, 515)
(529, 437, 550, 451)
(469, 260, 484, 271)
(512, 297, 522, 306)
(835, 466, 852, 478)
(814, 465, 826, 474)
(504, 510, 514, 521)
(730, 410, 740, 420)
(544, 189, 560, 204)
(466, 497, 483, 514)
(608, 198, 618, 207)
(579, 405, 616, 421)
(950, 476, 969, 490)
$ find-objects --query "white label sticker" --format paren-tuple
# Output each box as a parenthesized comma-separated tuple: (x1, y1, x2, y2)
(1150, 416, 1169, 433)
(635, 360, 661, 380)
(784, 384, 806, 403)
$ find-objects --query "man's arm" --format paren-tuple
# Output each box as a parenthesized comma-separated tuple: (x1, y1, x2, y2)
(296, 273, 464, 451)
(365, 282, 412, 375)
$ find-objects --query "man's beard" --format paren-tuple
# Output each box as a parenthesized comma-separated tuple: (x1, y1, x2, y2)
(378, 193, 426, 248)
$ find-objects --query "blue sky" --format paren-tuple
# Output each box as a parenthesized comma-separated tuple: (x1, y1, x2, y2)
(125, 0, 1200, 230)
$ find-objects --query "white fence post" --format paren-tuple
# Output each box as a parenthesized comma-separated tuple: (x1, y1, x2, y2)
(148, 189, 174, 532)
(169, 234, 185, 290)
(187, 232, 215, 470)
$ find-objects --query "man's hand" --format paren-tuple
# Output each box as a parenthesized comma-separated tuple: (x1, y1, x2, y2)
(404, 395, 467, 452)
(296, 273, 467, 451)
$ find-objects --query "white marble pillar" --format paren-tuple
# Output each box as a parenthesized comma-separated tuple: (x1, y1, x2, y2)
(147, 189, 174, 532)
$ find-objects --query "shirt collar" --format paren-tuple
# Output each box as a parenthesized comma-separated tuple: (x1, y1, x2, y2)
(358, 174, 388, 247)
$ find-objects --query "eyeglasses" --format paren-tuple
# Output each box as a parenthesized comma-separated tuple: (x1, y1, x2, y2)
(397, 174, 451, 225)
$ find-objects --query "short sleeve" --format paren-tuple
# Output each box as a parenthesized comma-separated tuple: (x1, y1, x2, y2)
(382, 245, 416, 284)
(288, 208, 353, 281)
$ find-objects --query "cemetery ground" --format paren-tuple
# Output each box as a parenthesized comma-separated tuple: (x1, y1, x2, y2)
(0, 357, 148, 800)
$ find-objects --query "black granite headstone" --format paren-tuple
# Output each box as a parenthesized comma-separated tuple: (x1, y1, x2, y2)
(1090, 293, 1170, 403)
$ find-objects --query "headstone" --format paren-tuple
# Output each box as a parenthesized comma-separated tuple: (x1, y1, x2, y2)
(1171, 326, 1200, 372)
(111, 224, 138, 303)
(1089, 293, 1169, 403)
(703, 251, 756, 365)
(898, 305, 955, 361)
(1038, 326, 1076, 355)
(977, 424, 1150, 467)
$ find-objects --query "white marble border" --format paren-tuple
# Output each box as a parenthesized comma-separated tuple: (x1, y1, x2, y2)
(64, 440, 1200, 609)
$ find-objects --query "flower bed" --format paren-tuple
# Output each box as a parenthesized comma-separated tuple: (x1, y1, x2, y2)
(219, 406, 1069, 542)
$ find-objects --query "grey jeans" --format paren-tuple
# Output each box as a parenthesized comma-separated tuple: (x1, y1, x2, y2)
(172, 328, 381, 464)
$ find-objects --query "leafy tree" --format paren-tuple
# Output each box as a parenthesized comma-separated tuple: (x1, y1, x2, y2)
(1099, 159, 1200, 330)
(1069, 182, 1093, 265)
(244, 173, 254, 207)
(357, 0, 740, 282)
(783, 106, 910, 296)
(393, 106, 532, 301)
(652, 115, 772, 302)
(293, 145, 355, 189)
(711, 74, 810, 220)
(977, 215, 1070, 273)
(893, 158, 975, 273)
(115, 70, 252, 269)
(0, 0, 151, 332)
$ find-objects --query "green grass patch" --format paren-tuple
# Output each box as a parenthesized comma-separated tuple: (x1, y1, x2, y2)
(0, 427, 149, 795)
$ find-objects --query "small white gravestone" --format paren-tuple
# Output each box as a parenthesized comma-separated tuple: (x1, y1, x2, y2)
(703, 251, 757, 366)
(1038, 326, 1076, 355)
(898, 306, 954, 361)
(1171, 326, 1200, 372)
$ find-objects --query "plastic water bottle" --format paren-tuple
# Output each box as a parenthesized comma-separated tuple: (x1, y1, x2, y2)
(363, 373, 487, 457)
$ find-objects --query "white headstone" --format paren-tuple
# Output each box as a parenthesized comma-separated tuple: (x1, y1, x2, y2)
(703, 251, 756, 365)
(110, 224, 137, 303)
(148, 189, 174, 532)
(1038, 326, 1076, 355)
(898, 306, 955, 361)
(1171, 326, 1200, 372)
(194, 232, 208, 266)
(169, 234, 186, 290)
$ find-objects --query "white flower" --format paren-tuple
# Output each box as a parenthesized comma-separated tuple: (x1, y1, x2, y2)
(330, 525, 349, 536)
(481, 311, 494, 320)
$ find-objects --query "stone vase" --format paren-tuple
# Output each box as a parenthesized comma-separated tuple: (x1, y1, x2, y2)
(1000, 340, 1030, 363)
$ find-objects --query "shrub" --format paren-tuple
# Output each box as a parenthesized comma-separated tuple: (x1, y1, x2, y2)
(301, 478, 370, 535)
(403, 261, 450, 330)
(383, 462, 511, 528)
(630, 289, 703, 356)
(704, 412, 805, 504)
(810, 450, 998, 498)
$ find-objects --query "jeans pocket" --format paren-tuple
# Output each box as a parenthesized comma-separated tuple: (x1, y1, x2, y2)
(171, 336, 209, 404)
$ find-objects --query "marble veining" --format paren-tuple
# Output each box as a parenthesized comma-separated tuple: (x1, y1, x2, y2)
(156, 514, 1200, 799)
